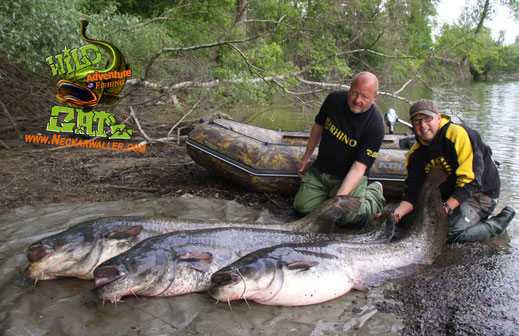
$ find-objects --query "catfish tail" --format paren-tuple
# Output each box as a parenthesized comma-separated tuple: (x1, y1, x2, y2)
(425, 166, 448, 188)
(293, 195, 361, 233)
(373, 204, 397, 243)
(80, 20, 125, 74)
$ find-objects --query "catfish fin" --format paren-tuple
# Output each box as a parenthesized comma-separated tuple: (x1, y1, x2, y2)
(101, 94, 121, 105)
(353, 282, 369, 292)
(426, 166, 448, 187)
(286, 261, 318, 271)
(336, 195, 361, 213)
(178, 252, 213, 273)
(105, 225, 144, 239)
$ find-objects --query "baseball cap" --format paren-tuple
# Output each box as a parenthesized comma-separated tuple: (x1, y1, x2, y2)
(409, 99, 439, 120)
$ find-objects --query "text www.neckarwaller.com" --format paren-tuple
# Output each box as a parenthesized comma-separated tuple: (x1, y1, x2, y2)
(24, 133, 146, 152)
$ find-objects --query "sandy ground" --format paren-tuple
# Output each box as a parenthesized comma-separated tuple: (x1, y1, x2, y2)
(1, 126, 518, 335)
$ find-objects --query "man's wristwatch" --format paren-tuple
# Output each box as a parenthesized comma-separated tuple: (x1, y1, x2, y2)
(443, 202, 453, 216)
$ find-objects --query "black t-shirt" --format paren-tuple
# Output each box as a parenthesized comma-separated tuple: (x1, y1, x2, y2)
(313, 90, 384, 178)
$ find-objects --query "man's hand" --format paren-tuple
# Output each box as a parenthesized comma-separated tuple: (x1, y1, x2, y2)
(298, 123, 323, 178)
(375, 208, 401, 223)
(376, 201, 414, 223)
(298, 157, 310, 178)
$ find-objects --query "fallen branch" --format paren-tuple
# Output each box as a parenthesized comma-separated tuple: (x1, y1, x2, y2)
(0, 100, 17, 131)
(128, 72, 413, 105)
(167, 97, 203, 140)
(127, 71, 303, 90)
(295, 77, 413, 104)
(331, 48, 417, 60)
(141, 35, 261, 81)
(0, 139, 9, 149)
(428, 56, 461, 65)
(146, 135, 188, 143)
(393, 78, 413, 95)
(129, 106, 152, 143)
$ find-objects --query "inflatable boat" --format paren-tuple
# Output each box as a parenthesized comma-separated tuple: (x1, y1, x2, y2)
(186, 118, 414, 197)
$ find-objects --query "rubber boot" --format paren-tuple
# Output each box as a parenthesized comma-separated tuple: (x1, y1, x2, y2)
(448, 206, 516, 243)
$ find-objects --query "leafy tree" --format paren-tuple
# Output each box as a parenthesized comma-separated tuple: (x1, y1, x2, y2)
(2, 0, 519, 118)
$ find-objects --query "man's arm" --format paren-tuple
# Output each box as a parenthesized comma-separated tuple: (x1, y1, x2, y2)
(392, 200, 414, 223)
(298, 123, 324, 178)
(392, 193, 458, 222)
(449, 126, 482, 207)
(443, 197, 460, 215)
(336, 160, 367, 196)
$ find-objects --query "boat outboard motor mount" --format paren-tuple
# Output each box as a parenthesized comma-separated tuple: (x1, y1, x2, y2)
(385, 108, 412, 134)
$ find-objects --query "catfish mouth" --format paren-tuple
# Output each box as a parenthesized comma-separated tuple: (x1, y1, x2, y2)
(25, 243, 58, 280)
(56, 80, 99, 106)
(210, 270, 241, 286)
(209, 269, 247, 301)
(26, 243, 53, 263)
(93, 265, 126, 288)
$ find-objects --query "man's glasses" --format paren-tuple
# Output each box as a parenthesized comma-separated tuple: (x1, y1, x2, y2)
(410, 115, 434, 126)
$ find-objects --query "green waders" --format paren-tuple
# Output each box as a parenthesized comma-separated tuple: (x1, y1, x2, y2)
(446, 195, 515, 243)
(399, 193, 515, 243)
(293, 169, 386, 227)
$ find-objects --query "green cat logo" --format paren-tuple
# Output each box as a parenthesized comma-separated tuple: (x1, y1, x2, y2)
(55, 20, 130, 110)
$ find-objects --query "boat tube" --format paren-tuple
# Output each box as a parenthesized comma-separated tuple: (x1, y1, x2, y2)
(186, 118, 414, 197)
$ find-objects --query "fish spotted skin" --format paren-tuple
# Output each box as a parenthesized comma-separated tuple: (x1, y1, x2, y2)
(91, 221, 394, 303)
(25, 217, 290, 281)
(25, 195, 369, 281)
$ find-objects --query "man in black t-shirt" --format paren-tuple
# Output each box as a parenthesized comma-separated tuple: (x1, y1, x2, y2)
(293, 72, 386, 228)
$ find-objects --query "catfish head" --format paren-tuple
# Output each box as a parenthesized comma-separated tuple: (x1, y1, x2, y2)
(209, 250, 307, 304)
(26, 220, 143, 280)
(92, 238, 213, 303)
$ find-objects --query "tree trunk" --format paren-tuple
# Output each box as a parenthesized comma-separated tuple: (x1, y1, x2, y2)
(474, 0, 490, 35)
(235, 0, 247, 24)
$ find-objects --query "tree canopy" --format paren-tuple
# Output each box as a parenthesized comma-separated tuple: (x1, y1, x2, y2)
(1, 0, 519, 117)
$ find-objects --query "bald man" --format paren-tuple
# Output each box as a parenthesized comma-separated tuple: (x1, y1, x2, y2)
(293, 72, 385, 228)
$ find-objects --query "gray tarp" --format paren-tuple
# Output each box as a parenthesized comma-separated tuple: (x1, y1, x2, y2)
(0, 196, 403, 335)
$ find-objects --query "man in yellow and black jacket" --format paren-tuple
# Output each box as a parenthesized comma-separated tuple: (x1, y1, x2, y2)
(391, 99, 515, 243)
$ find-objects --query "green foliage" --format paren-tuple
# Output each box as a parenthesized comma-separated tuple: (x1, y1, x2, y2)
(1, 0, 81, 70)
(466, 29, 502, 76)
(433, 19, 518, 79)
(0, 0, 139, 72)
(499, 41, 519, 72)
(2, 0, 519, 119)
(76, 0, 119, 14)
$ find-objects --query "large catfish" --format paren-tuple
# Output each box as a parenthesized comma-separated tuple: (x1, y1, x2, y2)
(208, 167, 447, 306)
(25, 196, 360, 281)
(90, 213, 394, 303)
